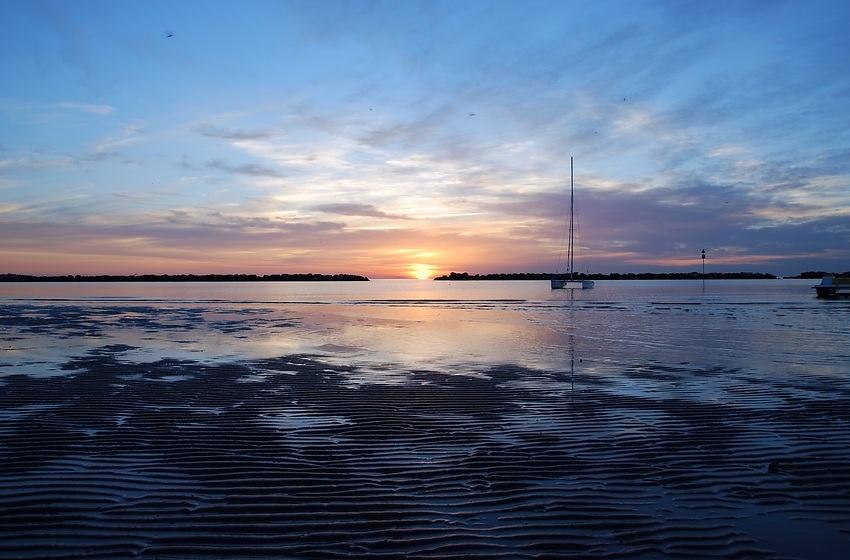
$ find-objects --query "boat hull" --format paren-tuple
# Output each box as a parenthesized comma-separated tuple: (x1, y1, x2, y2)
(551, 279, 594, 289)
(813, 276, 850, 298)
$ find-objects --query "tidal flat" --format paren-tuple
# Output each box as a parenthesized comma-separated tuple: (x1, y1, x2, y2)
(2, 280, 849, 558)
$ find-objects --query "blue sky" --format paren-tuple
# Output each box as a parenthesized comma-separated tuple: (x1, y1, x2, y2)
(2, 0, 849, 278)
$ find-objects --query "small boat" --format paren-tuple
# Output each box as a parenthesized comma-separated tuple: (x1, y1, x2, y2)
(552, 157, 594, 290)
(813, 275, 850, 298)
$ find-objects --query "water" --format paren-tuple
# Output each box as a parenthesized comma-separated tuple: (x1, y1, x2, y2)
(3, 279, 850, 559)
(2, 278, 848, 380)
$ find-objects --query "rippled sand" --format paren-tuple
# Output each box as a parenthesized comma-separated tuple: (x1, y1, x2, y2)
(2, 343, 850, 558)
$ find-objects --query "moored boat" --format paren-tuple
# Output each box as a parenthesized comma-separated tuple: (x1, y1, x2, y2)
(813, 275, 850, 298)
(551, 157, 594, 290)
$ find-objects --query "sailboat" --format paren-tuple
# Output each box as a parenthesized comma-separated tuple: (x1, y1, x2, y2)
(551, 157, 594, 289)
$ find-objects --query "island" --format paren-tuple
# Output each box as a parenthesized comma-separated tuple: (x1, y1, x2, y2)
(0, 273, 369, 283)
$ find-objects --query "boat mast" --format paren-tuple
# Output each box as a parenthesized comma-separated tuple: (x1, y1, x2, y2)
(568, 156, 575, 281)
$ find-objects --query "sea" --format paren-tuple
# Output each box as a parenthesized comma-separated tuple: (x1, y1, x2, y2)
(2, 278, 847, 381)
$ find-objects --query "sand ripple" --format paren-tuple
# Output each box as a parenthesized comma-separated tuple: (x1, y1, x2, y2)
(2, 352, 850, 558)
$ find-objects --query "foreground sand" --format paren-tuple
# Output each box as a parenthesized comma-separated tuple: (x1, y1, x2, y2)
(2, 346, 849, 559)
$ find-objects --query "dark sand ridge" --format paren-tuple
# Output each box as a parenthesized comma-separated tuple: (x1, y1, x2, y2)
(2, 345, 850, 559)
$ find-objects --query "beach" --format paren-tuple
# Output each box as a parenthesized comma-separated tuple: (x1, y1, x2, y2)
(2, 280, 849, 558)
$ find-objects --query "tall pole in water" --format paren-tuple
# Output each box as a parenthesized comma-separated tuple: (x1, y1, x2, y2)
(701, 250, 706, 277)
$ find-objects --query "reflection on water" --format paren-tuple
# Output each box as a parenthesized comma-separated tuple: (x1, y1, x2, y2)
(1, 279, 849, 380)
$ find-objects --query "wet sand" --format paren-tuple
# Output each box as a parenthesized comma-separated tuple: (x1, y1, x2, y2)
(2, 343, 850, 559)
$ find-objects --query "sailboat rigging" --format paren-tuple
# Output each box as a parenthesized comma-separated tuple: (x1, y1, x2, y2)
(551, 157, 594, 290)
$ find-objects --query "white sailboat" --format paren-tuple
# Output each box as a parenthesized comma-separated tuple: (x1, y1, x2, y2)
(551, 157, 594, 290)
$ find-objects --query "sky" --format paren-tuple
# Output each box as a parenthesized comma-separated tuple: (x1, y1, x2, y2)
(2, 0, 849, 279)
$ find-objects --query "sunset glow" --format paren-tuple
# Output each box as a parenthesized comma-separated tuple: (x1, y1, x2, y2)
(2, 1, 849, 278)
(410, 264, 436, 281)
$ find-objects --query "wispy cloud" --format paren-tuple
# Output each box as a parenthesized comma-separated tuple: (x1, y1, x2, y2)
(194, 125, 274, 141)
(205, 159, 285, 178)
(313, 203, 411, 220)
(0, 155, 75, 170)
(91, 124, 145, 154)
(59, 102, 115, 115)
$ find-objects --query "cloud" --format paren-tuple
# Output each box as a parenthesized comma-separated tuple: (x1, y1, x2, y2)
(358, 105, 455, 150)
(59, 102, 115, 115)
(0, 155, 75, 170)
(91, 124, 145, 154)
(194, 125, 274, 141)
(0, 203, 24, 214)
(313, 203, 411, 220)
(205, 159, 285, 178)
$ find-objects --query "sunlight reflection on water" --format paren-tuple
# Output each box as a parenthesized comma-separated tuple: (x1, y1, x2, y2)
(1, 279, 848, 382)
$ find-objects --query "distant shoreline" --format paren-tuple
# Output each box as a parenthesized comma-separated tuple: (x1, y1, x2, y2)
(3, 271, 843, 283)
(0, 273, 369, 283)
(435, 271, 791, 281)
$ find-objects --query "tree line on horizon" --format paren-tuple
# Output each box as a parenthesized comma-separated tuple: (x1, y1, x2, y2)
(3, 270, 846, 283)
(793, 270, 850, 279)
(0, 273, 370, 282)
(434, 271, 847, 281)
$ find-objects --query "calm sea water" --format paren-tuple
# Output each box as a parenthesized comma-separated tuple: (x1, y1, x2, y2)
(1, 279, 848, 380)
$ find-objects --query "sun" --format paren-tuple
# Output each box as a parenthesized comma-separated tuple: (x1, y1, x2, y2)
(410, 264, 434, 280)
